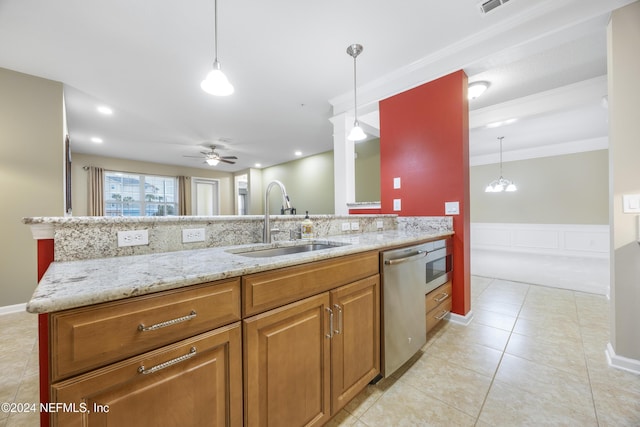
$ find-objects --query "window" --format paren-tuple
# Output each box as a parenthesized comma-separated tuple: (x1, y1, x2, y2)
(105, 172, 178, 216)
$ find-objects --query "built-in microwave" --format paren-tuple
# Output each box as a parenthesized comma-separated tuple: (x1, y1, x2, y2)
(425, 238, 453, 293)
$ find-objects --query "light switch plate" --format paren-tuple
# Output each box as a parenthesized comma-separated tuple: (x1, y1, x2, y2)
(623, 194, 640, 213)
(393, 177, 401, 189)
(445, 201, 460, 215)
(350, 222, 359, 231)
(341, 223, 350, 231)
(393, 199, 401, 211)
(376, 220, 384, 230)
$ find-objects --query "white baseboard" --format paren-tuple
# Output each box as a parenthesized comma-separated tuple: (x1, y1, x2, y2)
(0, 303, 27, 316)
(606, 343, 640, 375)
(447, 310, 474, 326)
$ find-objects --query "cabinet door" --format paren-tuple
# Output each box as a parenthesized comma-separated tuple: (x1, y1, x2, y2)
(330, 275, 380, 413)
(244, 293, 331, 427)
(51, 323, 242, 427)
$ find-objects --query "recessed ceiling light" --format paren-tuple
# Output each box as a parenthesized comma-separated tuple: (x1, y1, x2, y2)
(294, 151, 302, 156)
(486, 118, 518, 128)
(468, 81, 490, 100)
(91, 137, 103, 143)
(255, 163, 262, 168)
(97, 106, 113, 115)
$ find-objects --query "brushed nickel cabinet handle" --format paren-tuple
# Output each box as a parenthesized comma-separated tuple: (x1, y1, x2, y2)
(326, 307, 334, 339)
(138, 347, 197, 375)
(435, 310, 449, 320)
(434, 292, 449, 303)
(334, 304, 343, 334)
(138, 310, 197, 332)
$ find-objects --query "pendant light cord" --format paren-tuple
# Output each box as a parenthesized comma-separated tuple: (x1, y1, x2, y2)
(353, 55, 358, 121)
(214, 0, 219, 63)
(498, 136, 504, 177)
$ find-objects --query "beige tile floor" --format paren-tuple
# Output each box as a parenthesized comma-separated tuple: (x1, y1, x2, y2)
(1, 276, 639, 426)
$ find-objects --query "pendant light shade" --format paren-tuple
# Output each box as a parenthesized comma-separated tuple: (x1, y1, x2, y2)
(485, 136, 517, 192)
(346, 44, 367, 141)
(201, 60, 234, 96)
(201, 0, 234, 96)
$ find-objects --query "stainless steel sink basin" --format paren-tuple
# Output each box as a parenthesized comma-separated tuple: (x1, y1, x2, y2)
(231, 242, 347, 258)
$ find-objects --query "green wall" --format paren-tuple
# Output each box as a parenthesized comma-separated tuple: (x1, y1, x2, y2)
(0, 68, 64, 306)
(355, 138, 381, 202)
(470, 149, 608, 224)
(262, 151, 335, 214)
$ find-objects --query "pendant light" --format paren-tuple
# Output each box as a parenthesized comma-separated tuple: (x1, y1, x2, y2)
(201, 0, 234, 96)
(485, 136, 517, 192)
(346, 44, 367, 141)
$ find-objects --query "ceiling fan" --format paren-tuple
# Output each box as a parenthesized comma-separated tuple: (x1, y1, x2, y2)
(184, 144, 238, 166)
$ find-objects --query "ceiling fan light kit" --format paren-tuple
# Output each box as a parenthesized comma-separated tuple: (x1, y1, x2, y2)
(346, 43, 367, 142)
(184, 144, 238, 166)
(485, 136, 517, 192)
(201, 0, 234, 96)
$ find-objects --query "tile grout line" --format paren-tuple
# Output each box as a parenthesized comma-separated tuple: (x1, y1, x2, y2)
(575, 292, 602, 427)
(472, 281, 530, 427)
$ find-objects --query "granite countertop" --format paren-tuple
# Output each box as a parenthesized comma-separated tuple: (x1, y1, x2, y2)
(27, 229, 453, 314)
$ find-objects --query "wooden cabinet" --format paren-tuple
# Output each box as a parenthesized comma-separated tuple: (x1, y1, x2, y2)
(48, 279, 242, 427)
(425, 280, 452, 334)
(243, 273, 380, 427)
(244, 293, 332, 427)
(330, 275, 380, 413)
(51, 323, 243, 427)
(44, 252, 382, 427)
(50, 279, 241, 381)
(242, 251, 379, 316)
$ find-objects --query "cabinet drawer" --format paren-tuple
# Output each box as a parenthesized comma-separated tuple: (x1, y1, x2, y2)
(426, 298, 452, 333)
(51, 322, 243, 427)
(243, 251, 379, 316)
(425, 281, 452, 314)
(51, 278, 241, 381)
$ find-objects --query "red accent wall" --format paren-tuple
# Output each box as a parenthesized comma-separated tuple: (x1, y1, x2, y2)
(36, 238, 54, 427)
(379, 70, 470, 315)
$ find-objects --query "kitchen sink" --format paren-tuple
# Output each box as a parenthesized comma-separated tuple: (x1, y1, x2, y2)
(230, 242, 348, 258)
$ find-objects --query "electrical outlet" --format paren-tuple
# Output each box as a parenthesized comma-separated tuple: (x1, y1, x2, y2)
(377, 220, 384, 230)
(182, 228, 205, 243)
(341, 223, 351, 231)
(350, 222, 359, 231)
(117, 229, 149, 247)
(393, 199, 402, 211)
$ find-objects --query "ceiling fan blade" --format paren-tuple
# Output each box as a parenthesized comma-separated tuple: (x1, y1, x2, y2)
(220, 159, 236, 164)
(183, 155, 204, 158)
(220, 156, 238, 160)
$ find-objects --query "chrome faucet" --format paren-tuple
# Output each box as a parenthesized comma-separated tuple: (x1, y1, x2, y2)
(264, 180, 291, 243)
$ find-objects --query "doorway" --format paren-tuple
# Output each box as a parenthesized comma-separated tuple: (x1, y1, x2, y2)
(193, 178, 219, 216)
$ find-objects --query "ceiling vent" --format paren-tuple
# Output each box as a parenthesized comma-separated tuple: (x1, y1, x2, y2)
(478, 0, 510, 14)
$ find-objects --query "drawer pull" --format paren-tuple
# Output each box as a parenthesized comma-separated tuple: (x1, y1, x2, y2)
(334, 304, 343, 335)
(138, 310, 197, 332)
(435, 310, 449, 320)
(326, 307, 334, 339)
(138, 347, 197, 375)
(434, 292, 449, 303)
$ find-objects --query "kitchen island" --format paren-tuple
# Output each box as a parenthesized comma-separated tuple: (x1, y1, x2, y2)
(25, 215, 453, 427)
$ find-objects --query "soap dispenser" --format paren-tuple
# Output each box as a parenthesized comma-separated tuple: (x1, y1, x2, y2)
(301, 211, 314, 239)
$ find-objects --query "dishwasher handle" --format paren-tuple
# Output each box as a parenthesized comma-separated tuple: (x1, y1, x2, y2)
(384, 250, 427, 266)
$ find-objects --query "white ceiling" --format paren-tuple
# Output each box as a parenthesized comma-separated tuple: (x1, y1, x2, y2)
(0, 0, 634, 172)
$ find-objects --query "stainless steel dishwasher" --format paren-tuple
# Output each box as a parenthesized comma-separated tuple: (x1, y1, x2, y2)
(381, 238, 452, 377)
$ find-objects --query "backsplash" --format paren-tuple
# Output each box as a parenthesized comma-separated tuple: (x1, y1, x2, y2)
(23, 215, 452, 261)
